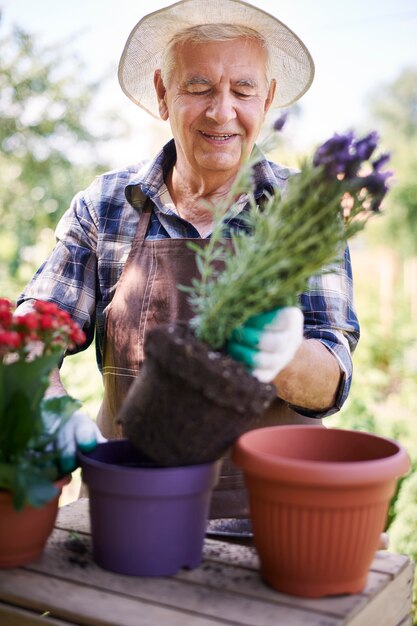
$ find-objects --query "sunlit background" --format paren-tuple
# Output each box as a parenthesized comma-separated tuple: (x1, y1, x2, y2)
(2, 0, 417, 163)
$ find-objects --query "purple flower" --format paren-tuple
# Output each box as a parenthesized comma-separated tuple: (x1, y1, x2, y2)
(353, 132, 379, 161)
(273, 112, 288, 132)
(313, 130, 391, 182)
(314, 132, 353, 163)
(313, 132, 356, 177)
(313, 129, 393, 212)
(355, 170, 392, 212)
(372, 153, 390, 172)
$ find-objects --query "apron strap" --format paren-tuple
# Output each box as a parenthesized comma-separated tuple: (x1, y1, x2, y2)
(135, 197, 154, 241)
(120, 197, 154, 276)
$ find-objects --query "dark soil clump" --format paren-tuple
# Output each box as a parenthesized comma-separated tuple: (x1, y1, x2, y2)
(117, 322, 276, 466)
(64, 532, 90, 568)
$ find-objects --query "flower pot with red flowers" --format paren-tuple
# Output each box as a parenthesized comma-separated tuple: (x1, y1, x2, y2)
(0, 298, 86, 568)
(232, 425, 410, 598)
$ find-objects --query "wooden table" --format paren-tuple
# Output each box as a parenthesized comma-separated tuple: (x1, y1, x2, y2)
(0, 498, 414, 626)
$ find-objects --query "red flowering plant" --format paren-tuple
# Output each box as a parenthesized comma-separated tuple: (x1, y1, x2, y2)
(0, 298, 86, 510)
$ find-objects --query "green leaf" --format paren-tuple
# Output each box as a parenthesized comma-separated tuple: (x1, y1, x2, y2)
(0, 462, 16, 492)
(23, 467, 59, 509)
(12, 465, 27, 511)
(0, 367, 80, 508)
(40, 395, 82, 437)
(13, 465, 59, 510)
(0, 354, 60, 459)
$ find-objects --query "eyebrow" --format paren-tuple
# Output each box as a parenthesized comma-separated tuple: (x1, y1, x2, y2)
(234, 79, 258, 88)
(183, 76, 212, 87)
(183, 76, 259, 88)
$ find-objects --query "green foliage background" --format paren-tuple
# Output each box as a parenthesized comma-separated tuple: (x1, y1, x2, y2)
(2, 20, 417, 621)
(0, 24, 122, 293)
(326, 65, 417, 619)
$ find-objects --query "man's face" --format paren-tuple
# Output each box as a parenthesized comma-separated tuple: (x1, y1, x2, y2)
(155, 37, 275, 179)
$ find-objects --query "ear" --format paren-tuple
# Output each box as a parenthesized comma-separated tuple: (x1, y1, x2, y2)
(264, 79, 276, 114)
(154, 70, 169, 120)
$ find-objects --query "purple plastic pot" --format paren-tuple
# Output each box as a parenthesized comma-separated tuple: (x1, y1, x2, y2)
(79, 439, 220, 576)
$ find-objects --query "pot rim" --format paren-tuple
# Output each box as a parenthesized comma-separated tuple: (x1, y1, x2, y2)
(232, 425, 410, 486)
(78, 439, 219, 475)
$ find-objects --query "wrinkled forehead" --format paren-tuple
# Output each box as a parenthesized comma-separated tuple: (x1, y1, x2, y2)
(169, 36, 270, 84)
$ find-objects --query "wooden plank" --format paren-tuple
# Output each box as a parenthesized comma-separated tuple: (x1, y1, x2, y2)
(57, 499, 409, 582)
(345, 559, 414, 626)
(0, 567, 340, 626)
(179, 552, 395, 618)
(25, 527, 400, 626)
(0, 602, 73, 626)
(204, 536, 411, 580)
(57, 500, 411, 580)
(370, 550, 413, 575)
(204, 537, 260, 570)
(53, 510, 406, 623)
(0, 569, 238, 626)
(202, 538, 408, 618)
(396, 616, 413, 626)
(38, 527, 364, 620)
(31, 528, 339, 626)
(56, 498, 90, 535)
(53, 501, 414, 626)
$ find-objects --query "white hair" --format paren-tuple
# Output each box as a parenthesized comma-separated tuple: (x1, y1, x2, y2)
(160, 23, 271, 87)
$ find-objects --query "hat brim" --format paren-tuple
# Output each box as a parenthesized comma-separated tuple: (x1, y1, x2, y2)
(118, 0, 315, 119)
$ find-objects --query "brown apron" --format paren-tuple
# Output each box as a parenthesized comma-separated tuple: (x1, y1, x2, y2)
(97, 201, 321, 518)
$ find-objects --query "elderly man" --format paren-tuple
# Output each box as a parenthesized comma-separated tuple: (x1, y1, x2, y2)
(18, 0, 359, 520)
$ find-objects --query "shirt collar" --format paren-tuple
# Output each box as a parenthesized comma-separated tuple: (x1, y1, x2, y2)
(124, 139, 177, 211)
(125, 138, 286, 211)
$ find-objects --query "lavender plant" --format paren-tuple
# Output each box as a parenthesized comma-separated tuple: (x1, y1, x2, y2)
(182, 121, 392, 350)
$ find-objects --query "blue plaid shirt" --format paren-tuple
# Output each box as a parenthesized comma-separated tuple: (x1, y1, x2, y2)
(18, 139, 359, 418)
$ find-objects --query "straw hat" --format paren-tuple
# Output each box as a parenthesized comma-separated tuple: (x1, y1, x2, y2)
(118, 0, 315, 119)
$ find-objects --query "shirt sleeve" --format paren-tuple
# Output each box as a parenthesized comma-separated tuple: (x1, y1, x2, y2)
(17, 186, 99, 353)
(293, 244, 360, 419)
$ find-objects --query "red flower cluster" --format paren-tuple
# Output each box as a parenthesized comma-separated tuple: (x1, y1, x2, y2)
(0, 298, 86, 361)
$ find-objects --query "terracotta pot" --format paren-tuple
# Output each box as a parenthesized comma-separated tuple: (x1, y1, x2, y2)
(79, 439, 221, 576)
(232, 425, 410, 598)
(0, 475, 70, 568)
(117, 322, 276, 466)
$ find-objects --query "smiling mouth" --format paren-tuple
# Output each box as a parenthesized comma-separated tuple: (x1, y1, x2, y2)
(200, 131, 236, 141)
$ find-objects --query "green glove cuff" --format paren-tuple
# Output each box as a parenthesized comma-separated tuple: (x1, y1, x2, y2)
(244, 308, 282, 330)
(228, 325, 262, 348)
(226, 340, 257, 369)
(59, 455, 77, 475)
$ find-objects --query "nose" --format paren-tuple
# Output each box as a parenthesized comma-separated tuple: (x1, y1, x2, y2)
(205, 91, 237, 124)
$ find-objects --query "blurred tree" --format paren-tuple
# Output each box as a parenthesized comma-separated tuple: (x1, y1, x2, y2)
(0, 21, 123, 291)
(354, 68, 417, 624)
(369, 67, 417, 257)
(372, 68, 417, 141)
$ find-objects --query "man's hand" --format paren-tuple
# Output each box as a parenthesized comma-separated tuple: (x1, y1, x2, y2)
(226, 307, 304, 383)
(56, 410, 107, 474)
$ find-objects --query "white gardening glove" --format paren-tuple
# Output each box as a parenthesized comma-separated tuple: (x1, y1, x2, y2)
(56, 410, 107, 474)
(226, 306, 304, 383)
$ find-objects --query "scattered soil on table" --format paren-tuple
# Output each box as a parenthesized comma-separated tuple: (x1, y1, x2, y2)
(64, 533, 90, 568)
